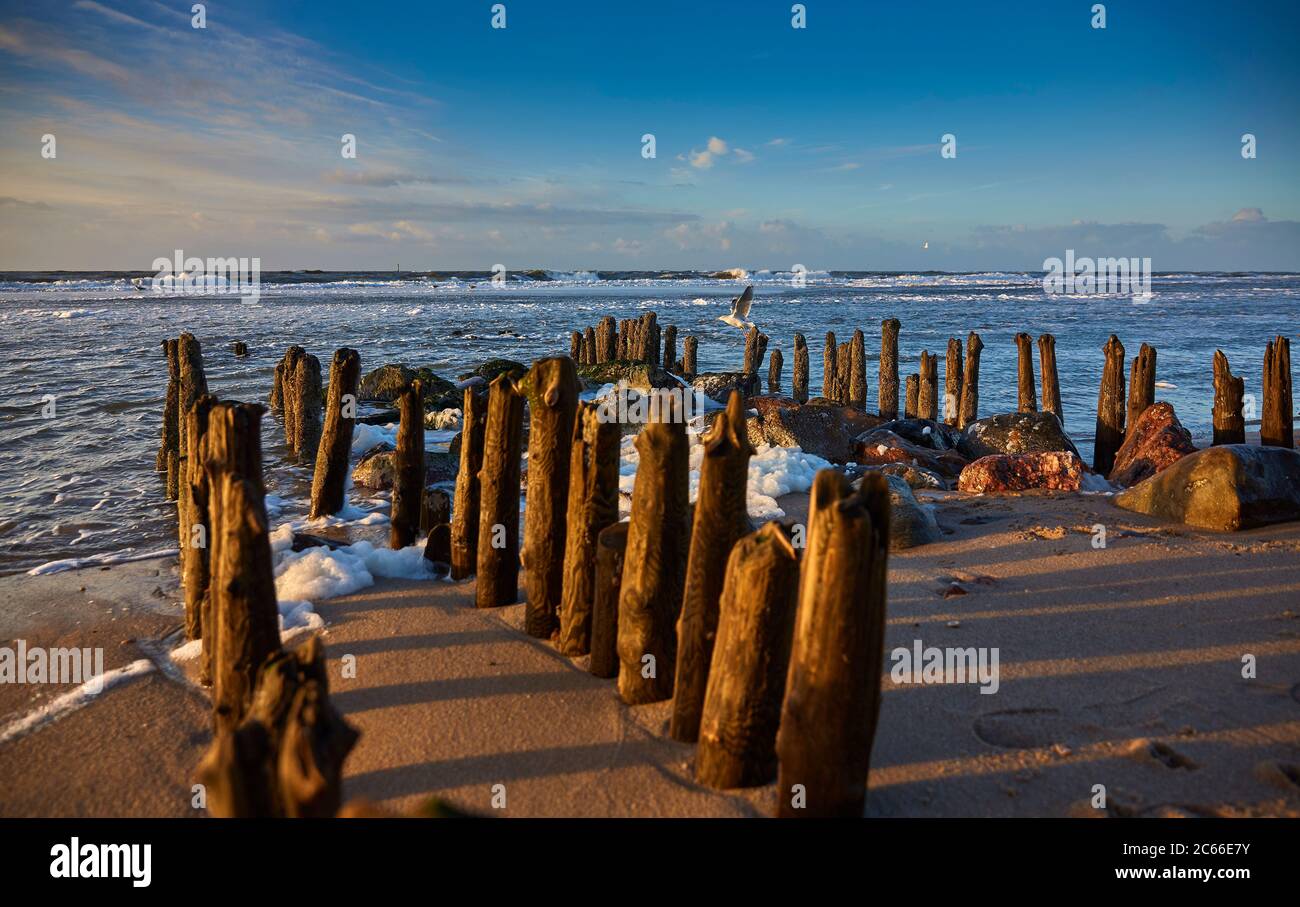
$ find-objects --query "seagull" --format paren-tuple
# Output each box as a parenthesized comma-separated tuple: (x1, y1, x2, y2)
(718, 284, 754, 329)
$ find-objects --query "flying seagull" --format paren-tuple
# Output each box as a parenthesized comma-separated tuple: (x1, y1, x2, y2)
(718, 284, 754, 329)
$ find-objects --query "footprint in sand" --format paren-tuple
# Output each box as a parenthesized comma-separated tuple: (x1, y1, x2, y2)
(1123, 738, 1198, 771)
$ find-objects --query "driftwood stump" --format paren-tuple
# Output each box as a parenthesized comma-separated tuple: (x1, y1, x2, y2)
(793, 333, 809, 404)
(775, 471, 889, 818)
(1126, 343, 1156, 439)
(944, 337, 962, 426)
(695, 521, 799, 789)
(617, 407, 690, 704)
(590, 522, 629, 679)
(476, 374, 524, 608)
(1262, 336, 1293, 449)
(389, 379, 425, 549)
(958, 331, 983, 429)
(1038, 333, 1062, 427)
(670, 391, 754, 742)
(1212, 350, 1245, 445)
(1093, 334, 1127, 474)
(450, 386, 488, 579)
(879, 318, 900, 419)
(918, 351, 938, 421)
(309, 348, 360, 519)
(1015, 332, 1037, 413)
(520, 357, 580, 638)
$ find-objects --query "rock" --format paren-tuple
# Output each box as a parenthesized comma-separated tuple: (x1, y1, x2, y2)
(230, 341, 249, 357)
(691, 371, 759, 403)
(424, 407, 463, 430)
(1114, 445, 1300, 531)
(577, 360, 681, 391)
(863, 462, 949, 490)
(458, 358, 526, 384)
(855, 475, 940, 549)
(958, 411, 1080, 460)
(746, 395, 883, 463)
(359, 364, 458, 410)
(706, 268, 747, 280)
(421, 487, 451, 532)
(1108, 402, 1197, 486)
(957, 451, 1085, 494)
(290, 532, 347, 552)
(358, 408, 400, 425)
(351, 443, 457, 490)
(853, 428, 968, 479)
(874, 418, 962, 451)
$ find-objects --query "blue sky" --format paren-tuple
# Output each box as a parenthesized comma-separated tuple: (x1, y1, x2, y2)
(1, 0, 1298, 269)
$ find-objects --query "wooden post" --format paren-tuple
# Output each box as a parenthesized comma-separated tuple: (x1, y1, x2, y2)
(520, 357, 580, 638)
(1093, 334, 1127, 474)
(589, 522, 629, 679)
(583, 326, 596, 365)
(793, 333, 809, 404)
(421, 488, 451, 533)
(558, 402, 621, 655)
(663, 325, 677, 375)
(879, 318, 900, 419)
(768, 348, 784, 394)
(918, 351, 938, 421)
(159, 338, 179, 476)
(822, 332, 837, 402)
(683, 336, 698, 379)
(696, 522, 799, 789)
(849, 329, 867, 409)
(648, 317, 662, 367)
(670, 391, 754, 742)
(1212, 350, 1245, 445)
(836, 342, 851, 404)
(451, 386, 488, 579)
(617, 403, 690, 704)
(904, 374, 919, 419)
(944, 337, 962, 426)
(388, 379, 424, 549)
(597, 316, 617, 363)
(958, 331, 983, 429)
(291, 352, 323, 464)
(618, 320, 630, 360)
(182, 394, 216, 642)
(1126, 342, 1156, 438)
(744, 326, 763, 376)
(775, 471, 889, 818)
(177, 332, 209, 487)
(204, 403, 280, 733)
(1262, 336, 1294, 448)
(476, 374, 525, 608)
(273, 346, 305, 448)
(1038, 333, 1062, 426)
(309, 348, 360, 519)
(570, 331, 582, 361)
(1015, 332, 1037, 413)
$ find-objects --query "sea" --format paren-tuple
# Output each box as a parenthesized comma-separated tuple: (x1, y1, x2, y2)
(1, 269, 1296, 576)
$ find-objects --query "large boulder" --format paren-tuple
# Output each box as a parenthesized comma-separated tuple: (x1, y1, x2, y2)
(691, 371, 760, 403)
(957, 451, 1085, 494)
(861, 462, 949, 491)
(458, 358, 526, 384)
(874, 418, 962, 451)
(359, 364, 458, 410)
(1114, 445, 1300, 531)
(747, 396, 884, 463)
(958, 411, 1079, 460)
(577, 360, 681, 391)
(351, 443, 457, 490)
(1109, 402, 1197, 486)
(853, 428, 969, 479)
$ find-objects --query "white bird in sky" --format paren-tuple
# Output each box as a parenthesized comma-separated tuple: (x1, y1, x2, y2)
(718, 285, 754, 329)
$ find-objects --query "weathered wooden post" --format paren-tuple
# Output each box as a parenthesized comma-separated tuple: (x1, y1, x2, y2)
(743, 326, 764, 376)
(918, 351, 938, 421)
(879, 318, 900, 419)
(1015, 332, 1037, 413)
(663, 325, 677, 375)
(648, 317, 662, 367)
(822, 331, 837, 401)
(589, 522, 629, 679)
(388, 379, 424, 550)
(958, 331, 983, 429)
(520, 357, 580, 638)
(768, 348, 784, 394)
(1212, 350, 1246, 445)
(1038, 333, 1062, 426)
(670, 391, 754, 742)
(617, 401, 690, 704)
(558, 402, 621, 655)
(617, 320, 629, 360)
(182, 394, 216, 643)
(1262, 336, 1294, 448)
(597, 316, 617, 363)
(159, 339, 179, 484)
(291, 352, 323, 465)
(696, 521, 799, 789)
(904, 374, 919, 419)
(1126, 342, 1156, 438)
(775, 471, 889, 818)
(177, 332, 209, 492)
(944, 337, 962, 426)
(849, 329, 867, 409)
(272, 346, 304, 448)
(683, 336, 698, 379)
(309, 348, 360, 519)
(570, 331, 583, 361)
(583, 326, 597, 365)
(1093, 334, 1127, 474)
(836, 342, 851, 404)
(204, 402, 281, 733)
(793, 333, 809, 404)
(476, 374, 525, 608)
(450, 386, 488, 579)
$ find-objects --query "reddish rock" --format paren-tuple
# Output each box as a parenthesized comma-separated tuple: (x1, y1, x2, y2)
(957, 451, 1084, 494)
(853, 428, 969, 479)
(1108, 402, 1197, 487)
(747, 395, 883, 463)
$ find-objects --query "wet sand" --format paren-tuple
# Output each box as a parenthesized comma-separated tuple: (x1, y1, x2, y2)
(3, 489, 1299, 818)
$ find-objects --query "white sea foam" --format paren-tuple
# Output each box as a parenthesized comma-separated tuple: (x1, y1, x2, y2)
(26, 547, 179, 576)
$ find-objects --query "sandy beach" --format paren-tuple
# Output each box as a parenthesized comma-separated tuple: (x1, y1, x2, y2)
(4, 484, 1297, 819)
